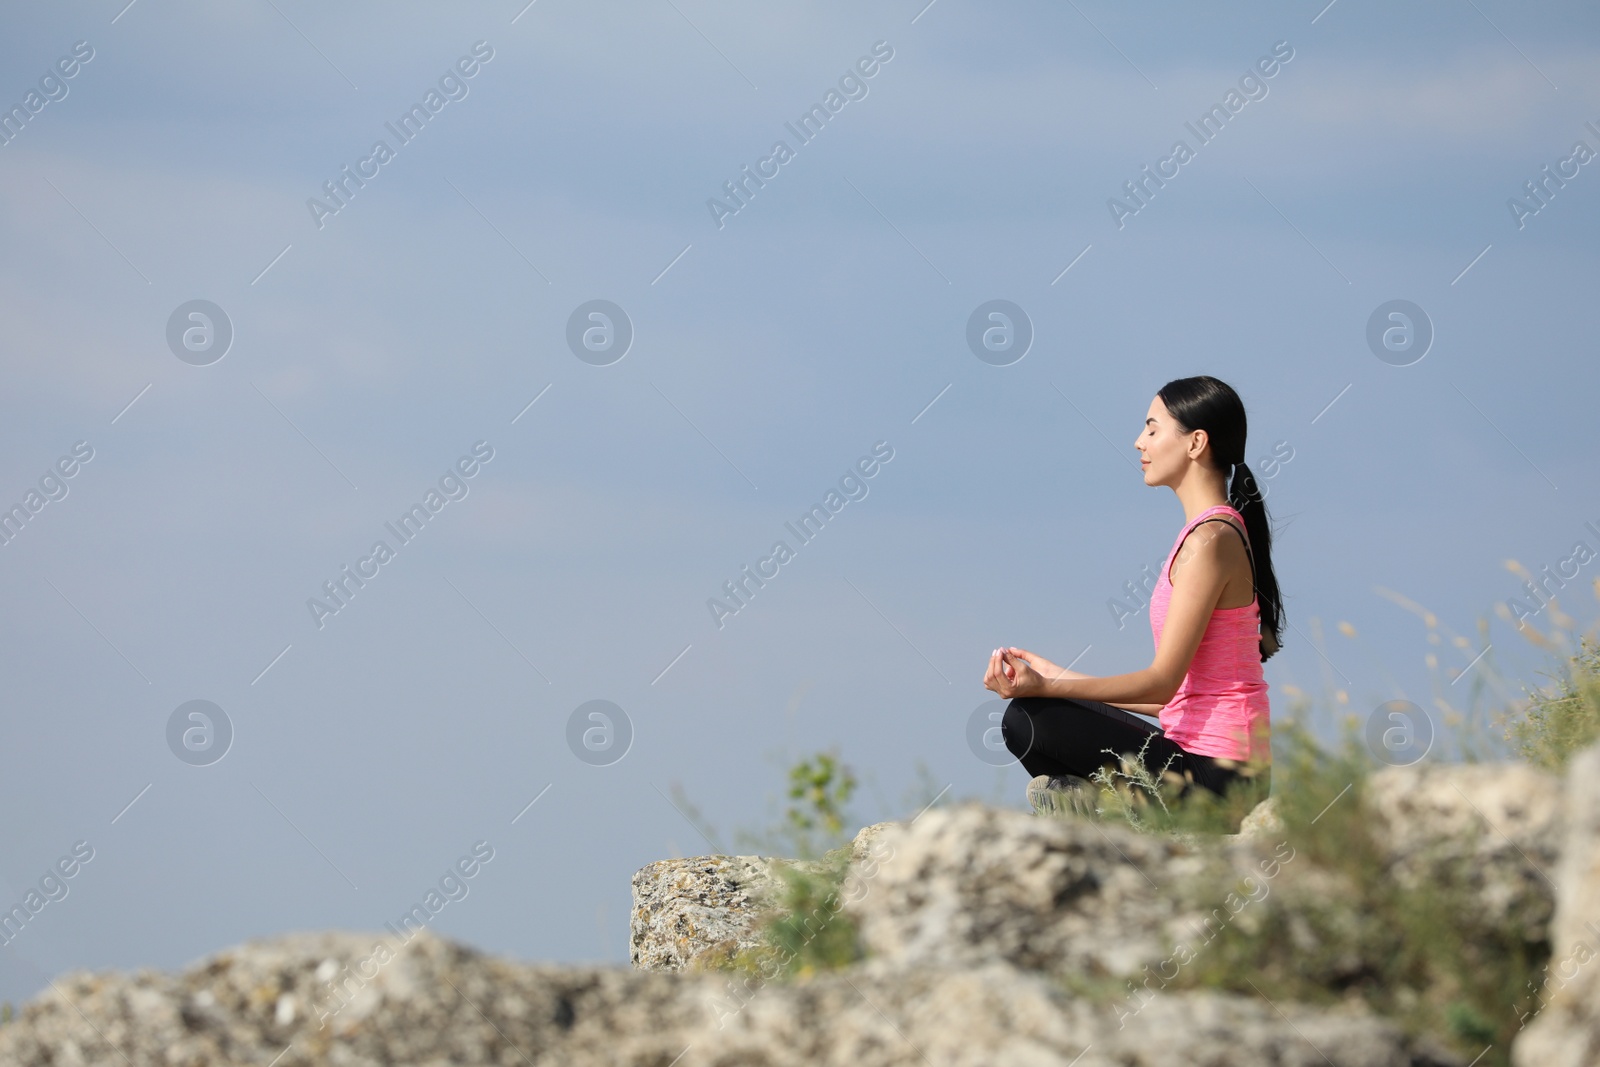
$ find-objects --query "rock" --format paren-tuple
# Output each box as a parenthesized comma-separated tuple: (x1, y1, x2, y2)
(1365, 761, 1563, 937)
(632, 823, 899, 973)
(631, 855, 784, 972)
(0, 931, 1439, 1067)
(1237, 796, 1283, 839)
(11, 758, 1572, 1066)
(843, 803, 1247, 982)
(848, 821, 897, 867)
(699, 959, 1436, 1067)
(640, 767, 1567, 985)
(0, 929, 714, 1067)
(1513, 742, 1600, 1067)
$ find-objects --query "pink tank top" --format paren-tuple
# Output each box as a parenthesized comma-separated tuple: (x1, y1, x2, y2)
(1149, 504, 1270, 762)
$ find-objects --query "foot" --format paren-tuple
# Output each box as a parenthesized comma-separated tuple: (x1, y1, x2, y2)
(1026, 774, 1096, 818)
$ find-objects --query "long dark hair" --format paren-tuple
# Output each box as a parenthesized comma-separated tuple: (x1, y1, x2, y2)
(1156, 375, 1286, 661)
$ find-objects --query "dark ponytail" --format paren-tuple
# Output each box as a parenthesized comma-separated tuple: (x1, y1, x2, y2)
(1156, 376, 1286, 661)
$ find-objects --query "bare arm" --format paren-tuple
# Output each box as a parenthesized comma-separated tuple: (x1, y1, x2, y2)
(1014, 660, 1164, 718)
(1107, 700, 1166, 717)
(986, 528, 1235, 709)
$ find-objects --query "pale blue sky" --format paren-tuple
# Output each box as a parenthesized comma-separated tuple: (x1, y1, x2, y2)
(1, 0, 1597, 1002)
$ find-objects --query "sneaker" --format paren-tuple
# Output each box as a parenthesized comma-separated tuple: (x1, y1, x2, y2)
(1026, 774, 1096, 818)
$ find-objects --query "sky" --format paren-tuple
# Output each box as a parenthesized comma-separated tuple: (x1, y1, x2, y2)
(1, 0, 1598, 1004)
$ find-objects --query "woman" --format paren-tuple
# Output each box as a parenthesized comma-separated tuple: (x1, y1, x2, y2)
(983, 376, 1284, 813)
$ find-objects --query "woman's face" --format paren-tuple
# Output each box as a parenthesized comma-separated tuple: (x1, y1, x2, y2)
(1135, 396, 1195, 487)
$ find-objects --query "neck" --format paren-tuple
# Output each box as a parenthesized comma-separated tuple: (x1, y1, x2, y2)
(1174, 467, 1230, 524)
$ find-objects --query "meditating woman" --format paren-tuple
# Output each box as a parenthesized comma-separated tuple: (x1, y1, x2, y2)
(982, 375, 1284, 814)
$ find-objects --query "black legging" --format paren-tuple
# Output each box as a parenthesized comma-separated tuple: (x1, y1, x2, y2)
(1001, 697, 1263, 799)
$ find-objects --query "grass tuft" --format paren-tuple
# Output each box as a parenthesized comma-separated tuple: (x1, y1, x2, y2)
(1079, 727, 1274, 838)
(1503, 635, 1600, 772)
(1150, 712, 1548, 1067)
(682, 749, 866, 981)
(720, 853, 863, 980)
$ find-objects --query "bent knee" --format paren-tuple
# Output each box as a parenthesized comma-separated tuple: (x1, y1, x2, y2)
(1000, 700, 1036, 758)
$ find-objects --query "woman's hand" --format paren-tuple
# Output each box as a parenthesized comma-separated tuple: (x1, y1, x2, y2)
(983, 648, 1045, 699)
(1004, 647, 1064, 681)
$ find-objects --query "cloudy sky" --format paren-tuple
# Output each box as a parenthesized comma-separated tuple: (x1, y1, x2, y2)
(1, 0, 1597, 1002)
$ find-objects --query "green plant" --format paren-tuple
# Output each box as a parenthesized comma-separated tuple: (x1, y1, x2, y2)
(1504, 635, 1600, 772)
(778, 751, 858, 860)
(1153, 712, 1548, 1067)
(1077, 729, 1274, 839)
(1087, 595, 1599, 1067)
(722, 853, 863, 980)
(680, 748, 863, 862)
(673, 748, 867, 980)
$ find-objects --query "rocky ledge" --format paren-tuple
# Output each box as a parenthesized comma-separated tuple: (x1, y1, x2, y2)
(0, 748, 1593, 1066)
(630, 821, 896, 972)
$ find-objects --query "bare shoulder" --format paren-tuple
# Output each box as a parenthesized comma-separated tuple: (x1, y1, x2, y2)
(1171, 516, 1249, 582)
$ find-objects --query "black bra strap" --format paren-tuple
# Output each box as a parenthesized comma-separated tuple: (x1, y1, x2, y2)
(1169, 516, 1256, 588)
(1190, 517, 1255, 588)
